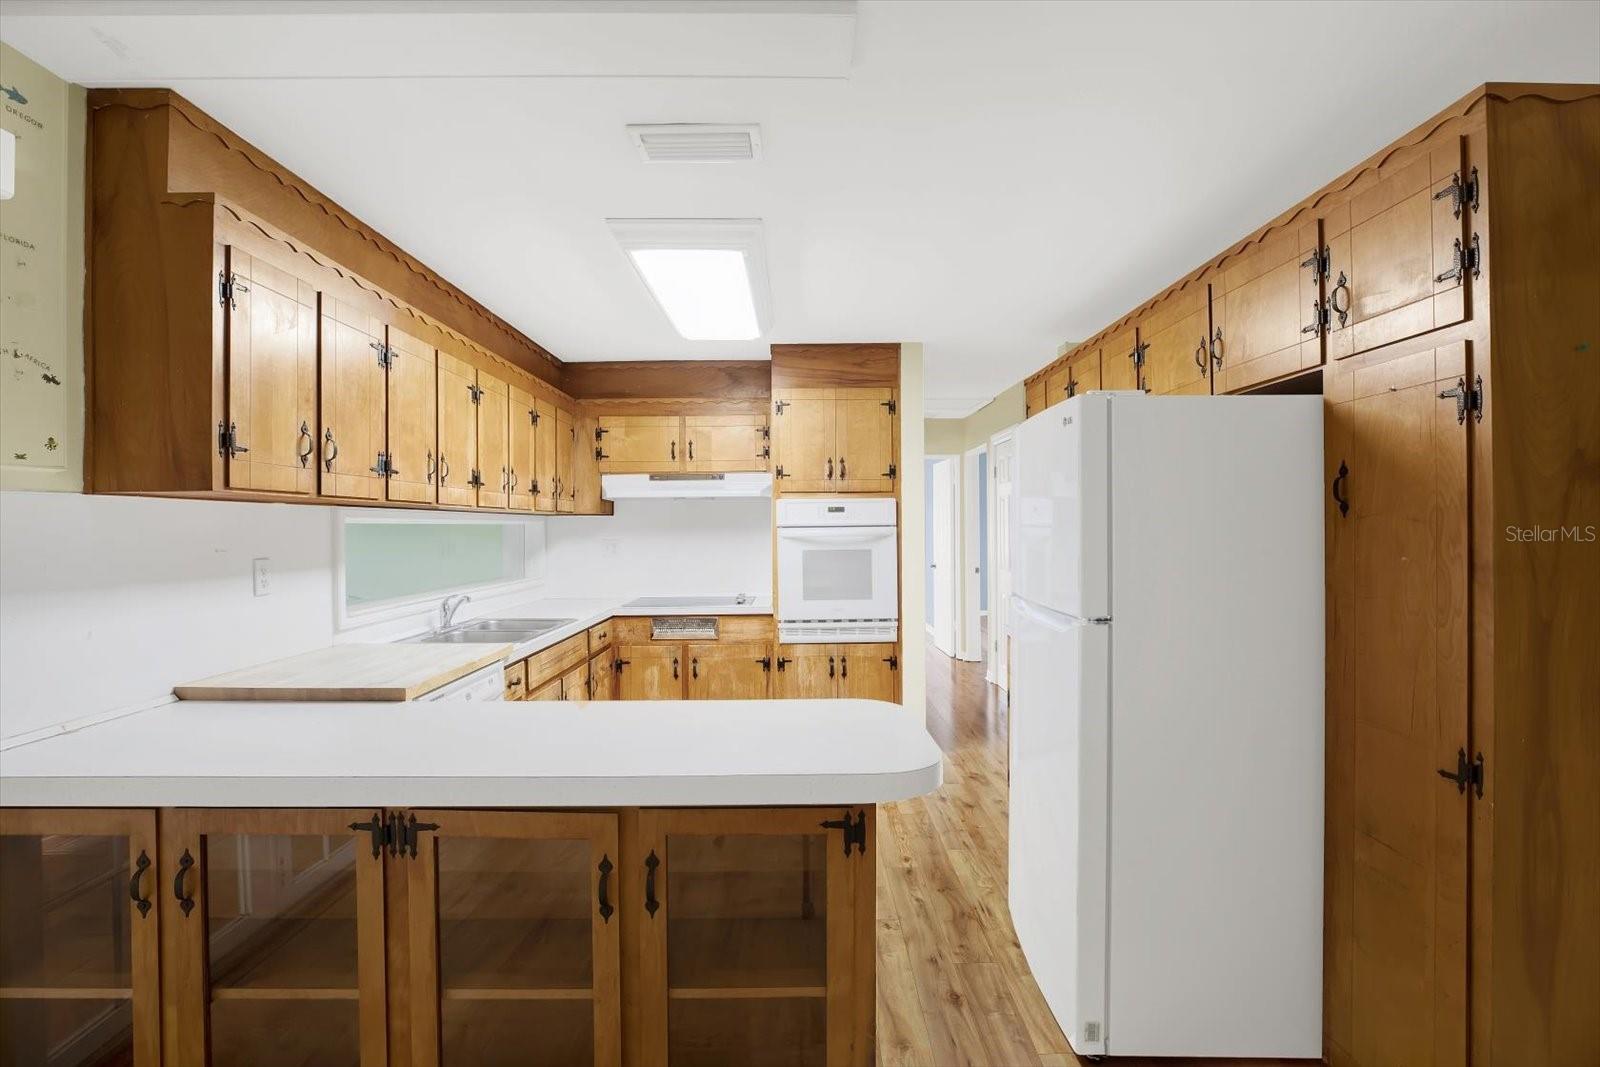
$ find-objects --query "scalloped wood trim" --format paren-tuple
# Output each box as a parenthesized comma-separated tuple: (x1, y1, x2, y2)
(1027, 83, 1600, 387)
(90, 89, 562, 384)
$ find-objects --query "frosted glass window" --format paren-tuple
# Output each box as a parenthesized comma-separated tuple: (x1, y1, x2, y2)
(343, 522, 535, 610)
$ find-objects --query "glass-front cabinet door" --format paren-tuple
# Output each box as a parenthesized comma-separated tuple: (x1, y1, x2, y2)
(636, 809, 874, 1067)
(0, 809, 161, 1067)
(403, 810, 622, 1067)
(161, 808, 388, 1067)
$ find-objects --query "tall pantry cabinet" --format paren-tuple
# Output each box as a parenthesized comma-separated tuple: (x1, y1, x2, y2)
(1021, 83, 1597, 1067)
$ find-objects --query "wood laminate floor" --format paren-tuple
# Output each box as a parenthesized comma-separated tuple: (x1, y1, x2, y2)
(878, 634, 1315, 1067)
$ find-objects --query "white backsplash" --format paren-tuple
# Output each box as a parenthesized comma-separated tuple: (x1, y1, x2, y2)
(542, 499, 772, 601)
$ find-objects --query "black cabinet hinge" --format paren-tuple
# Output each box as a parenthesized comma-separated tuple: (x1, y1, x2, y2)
(819, 810, 868, 857)
(217, 271, 249, 310)
(883, 654, 899, 670)
(468, 383, 484, 405)
(614, 657, 630, 672)
(774, 465, 788, 479)
(757, 656, 772, 672)
(530, 408, 540, 425)
(1435, 233, 1482, 285)
(369, 451, 399, 477)
(468, 468, 484, 488)
(881, 399, 897, 415)
(774, 400, 788, 414)
(1131, 341, 1148, 368)
(217, 421, 248, 458)
(1437, 748, 1485, 798)
(1300, 246, 1331, 284)
(595, 446, 607, 461)
(348, 812, 392, 859)
(761, 425, 771, 440)
(1302, 300, 1331, 337)
(1433, 167, 1480, 219)
(1438, 374, 1484, 425)
(883, 463, 897, 480)
(594, 426, 608, 440)
(370, 341, 398, 369)
(388, 811, 439, 859)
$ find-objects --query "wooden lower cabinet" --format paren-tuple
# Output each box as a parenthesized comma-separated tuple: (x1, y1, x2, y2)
(0, 808, 162, 1066)
(685, 642, 772, 699)
(159, 807, 390, 1066)
(633, 808, 875, 1067)
(562, 662, 591, 701)
(3, 806, 874, 1067)
(529, 678, 564, 701)
(588, 652, 616, 701)
(403, 810, 621, 1067)
(616, 645, 685, 700)
(773, 644, 899, 702)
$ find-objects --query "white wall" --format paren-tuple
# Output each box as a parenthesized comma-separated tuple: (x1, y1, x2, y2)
(0, 492, 337, 742)
(898, 343, 927, 722)
(542, 499, 771, 600)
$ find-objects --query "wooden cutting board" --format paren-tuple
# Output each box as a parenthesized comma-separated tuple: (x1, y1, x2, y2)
(174, 643, 513, 701)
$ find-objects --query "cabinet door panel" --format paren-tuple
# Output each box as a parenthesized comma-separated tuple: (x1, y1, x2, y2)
(477, 374, 511, 509)
(223, 249, 316, 495)
(0, 809, 161, 1067)
(320, 299, 387, 500)
(1137, 287, 1212, 396)
(772, 391, 836, 492)
(561, 662, 590, 701)
(556, 409, 576, 513)
(616, 645, 684, 700)
(1326, 141, 1469, 361)
(405, 810, 621, 1067)
(685, 642, 771, 700)
(596, 416, 681, 473)
(162, 808, 388, 1067)
(1100, 327, 1141, 391)
(533, 400, 558, 513)
(387, 326, 438, 505)
(1069, 347, 1102, 395)
(1214, 219, 1321, 394)
(772, 644, 838, 699)
(836, 644, 898, 703)
(684, 414, 769, 472)
(437, 352, 479, 508)
(574, 412, 605, 514)
(528, 678, 563, 701)
(509, 385, 536, 511)
(588, 652, 615, 700)
(1325, 344, 1469, 1066)
(637, 809, 872, 1067)
(1043, 365, 1069, 409)
(835, 388, 896, 493)
(1024, 378, 1046, 418)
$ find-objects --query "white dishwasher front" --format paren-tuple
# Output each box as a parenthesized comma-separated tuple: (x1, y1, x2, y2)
(419, 661, 505, 702)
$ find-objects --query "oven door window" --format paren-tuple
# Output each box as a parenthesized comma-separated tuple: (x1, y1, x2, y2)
(802, 547, 875, 601)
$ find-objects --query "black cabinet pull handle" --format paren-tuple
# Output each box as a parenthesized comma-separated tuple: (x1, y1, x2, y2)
(644, 850, 660, 917)
(828, 655, 835, 679)
(691, 657, 699, 679)
(597, 854, 615, 923)
(839, 456, 847, 479)
(348, 812, 386, 859)
(840, 655, 848, 679)
(297, 421, 313, 467)
(672, 656, 679, 680)
(322, 427, 338, 472)
(174, 849, 196, 917)
(439, 454, 450, 484)
(1194, 338, 1207, 372)
(1332, 460, 1349, 517)
(1210, 327, 1224, 369)
(1328, 271, 1351, 326)
(426, 450, 436, 483)
(129, 850, 153, 918)
(827, 457, 834, 480)
(687, 440, 695, 461)
(670, 440, 676, 461)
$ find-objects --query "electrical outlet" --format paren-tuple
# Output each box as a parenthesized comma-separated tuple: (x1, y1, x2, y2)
(252, 557, 271, 597)
(601, 539, 620, 559)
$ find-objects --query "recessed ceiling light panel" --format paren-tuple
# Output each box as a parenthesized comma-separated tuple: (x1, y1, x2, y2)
(627, 123, 762, 163)
(607, 219, 772, 342)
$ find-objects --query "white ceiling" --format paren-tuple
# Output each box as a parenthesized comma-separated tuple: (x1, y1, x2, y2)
(5, 1, 1599, 413)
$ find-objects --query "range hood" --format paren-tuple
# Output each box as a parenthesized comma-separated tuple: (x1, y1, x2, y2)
(601, 472, 772, 500)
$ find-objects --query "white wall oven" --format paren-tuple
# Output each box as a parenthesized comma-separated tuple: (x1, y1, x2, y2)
(775, 498, 898, 643)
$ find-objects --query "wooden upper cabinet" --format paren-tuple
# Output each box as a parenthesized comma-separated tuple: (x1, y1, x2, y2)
(686, 642, 772, 700)
(0, 809, 162, 1067)
(771, 390, 836, 491)
(160, 808, 389, 1066)
(476, 373, 511, 509)
(1137, 286, 1213, 397)
(1043, 365, 1070, 408)
(835, 388, 896, 492)
(1325, 139, 1470, 361)
(436, 352, 479, 508)
(320, 298, 388, 501)
(1100, 326, 1141, 392)
(573, 412, 605, 514)
(399, 810, 622, 1067)
(556, 408, 576, 513)
(772, 644, 838, 699)
(1069, 347, 1102, 394)
(385, 326, 438, 505)
(533, 399, 558, 513)
(684, 414, 769, 472)
(508, 385, 536, 511)
(1211, 218, 1322, 394)
(221, 248, 317, 496)
(596, 416, 681, 473)
(1024, 377, 1047, 418)
(837, 644, 899, 703)
(616, 644, 683, 700)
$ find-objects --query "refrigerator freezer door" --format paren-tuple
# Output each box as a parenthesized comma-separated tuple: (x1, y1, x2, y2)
(1008, 595, 1110, 1056)
(1013, 397, 1111, 619)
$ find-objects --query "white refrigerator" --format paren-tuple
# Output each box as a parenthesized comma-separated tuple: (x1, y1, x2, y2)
(1008, 391, 1323, 1059)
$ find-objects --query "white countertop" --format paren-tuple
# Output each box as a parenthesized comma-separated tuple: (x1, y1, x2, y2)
(0, 698, 941, 808)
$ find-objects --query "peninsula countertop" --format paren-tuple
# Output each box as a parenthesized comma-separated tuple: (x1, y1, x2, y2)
(0, 698, 942, 808)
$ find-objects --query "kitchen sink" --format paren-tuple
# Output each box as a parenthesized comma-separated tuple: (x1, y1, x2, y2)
(407, 617, 576, 645)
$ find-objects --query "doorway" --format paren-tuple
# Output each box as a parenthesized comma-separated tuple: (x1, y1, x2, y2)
(926, 455, 958, 657)
(987, 429, 1015, 690)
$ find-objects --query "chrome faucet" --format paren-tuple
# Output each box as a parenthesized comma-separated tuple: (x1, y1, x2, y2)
(438, 594, 473, 632)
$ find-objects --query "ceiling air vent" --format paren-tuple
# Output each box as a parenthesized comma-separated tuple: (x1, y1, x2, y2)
(627, 123, 762, 163)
